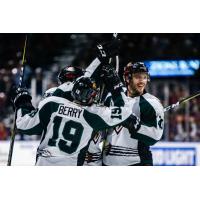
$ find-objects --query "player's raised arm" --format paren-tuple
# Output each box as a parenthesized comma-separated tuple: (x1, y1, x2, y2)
(51, 38, 120, 100)
(11, 86, 50, 135)
(99, 64, 125, 106)
(84, 38, 120, 81)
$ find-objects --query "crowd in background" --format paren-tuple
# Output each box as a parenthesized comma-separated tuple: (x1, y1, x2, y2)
(1, 33, 200, 141)
(152, 80, 200, 142)
(0, 65, 59, 141)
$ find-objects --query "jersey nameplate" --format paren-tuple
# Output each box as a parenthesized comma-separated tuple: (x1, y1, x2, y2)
(57, 105, 83, 118)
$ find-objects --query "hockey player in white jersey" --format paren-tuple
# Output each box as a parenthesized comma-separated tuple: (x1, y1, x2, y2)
(42, 65, 84, 99)
(11, 65, 141, 165)
(102, 62, 164, 166)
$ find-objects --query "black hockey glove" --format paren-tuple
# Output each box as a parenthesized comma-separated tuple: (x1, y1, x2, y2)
(100, 65, 123, 93)
(122, 114, 141, 135)
(11, 86, 34, 110)
(96, 39, 120, 64)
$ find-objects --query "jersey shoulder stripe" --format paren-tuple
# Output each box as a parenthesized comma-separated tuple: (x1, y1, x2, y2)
(142, 93, 164, 111)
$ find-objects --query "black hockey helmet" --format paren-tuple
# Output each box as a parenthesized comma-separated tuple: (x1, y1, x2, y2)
(123, 62, 150, 83)
(71, 77, 97, 106)
(58, 66, 84, 84)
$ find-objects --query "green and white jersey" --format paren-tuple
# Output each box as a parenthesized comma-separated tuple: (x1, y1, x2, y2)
(103, 93, 164, 166)
(42, 87, 57, 99)
(84, 131, 104, 166)
(16, 93, 133, 166)
(84, 88, 126, 166)
(84, 58, 101, 78)
(51, 82, 74, 102)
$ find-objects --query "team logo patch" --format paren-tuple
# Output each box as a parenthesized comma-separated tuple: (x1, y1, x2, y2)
(114, 125, 123, 134)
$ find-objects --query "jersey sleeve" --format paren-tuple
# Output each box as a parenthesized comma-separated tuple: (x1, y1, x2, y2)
(104, 87, 127, 107)
(84, 58, 101, 78)
(83, 99, 132, 131)
(16, 99, 58, 135)
(16, 108, 44, 135)
(131, 96, 164, 146)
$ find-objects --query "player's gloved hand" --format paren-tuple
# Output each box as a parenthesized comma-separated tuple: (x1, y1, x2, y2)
(10, 86, 34, 110)
(96, 39, 120, 64)
(122, 114, 141, 135)
(100, 65, 123, 92)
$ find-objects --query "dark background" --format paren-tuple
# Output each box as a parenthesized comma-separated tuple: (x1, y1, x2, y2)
(1, 33, 200, 70)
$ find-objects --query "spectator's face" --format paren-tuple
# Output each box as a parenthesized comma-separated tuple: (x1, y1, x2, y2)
(129, 72, 148, 95)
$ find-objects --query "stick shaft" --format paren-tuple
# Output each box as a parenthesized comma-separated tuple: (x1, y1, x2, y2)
(164, 91, 200, 112)
(19, 35, 28, 87)
(179, 92, 200, 104)
(7, 35, 28, 166)
(7, 111, 17, 165)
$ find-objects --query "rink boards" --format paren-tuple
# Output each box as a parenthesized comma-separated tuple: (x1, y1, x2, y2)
(0, 141, 200, 166)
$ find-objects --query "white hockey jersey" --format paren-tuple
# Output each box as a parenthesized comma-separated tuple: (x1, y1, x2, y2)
(16, 93, 134, 166)
(103, 93, 164, 166)
(42, 87, 57, 99)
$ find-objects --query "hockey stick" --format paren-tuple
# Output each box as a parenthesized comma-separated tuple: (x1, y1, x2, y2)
(7, 35, 28, 166)
(113, 33, 119, 73)
(164, 91, 200, 112)
(99, 33, 119, 104)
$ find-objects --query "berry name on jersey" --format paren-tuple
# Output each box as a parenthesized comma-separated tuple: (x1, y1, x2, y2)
(57, 105, 83, 118)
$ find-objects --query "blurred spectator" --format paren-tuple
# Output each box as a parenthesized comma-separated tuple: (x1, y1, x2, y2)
(189, 116, 198, 141)
(0, 73, 6, 92)
(0, 92, 7, 118)
(174, 114, 188, 141)
(0, 121, 8, 140)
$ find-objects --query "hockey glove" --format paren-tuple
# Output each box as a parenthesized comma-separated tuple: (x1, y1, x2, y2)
(100, 65, 123, 93)
(96, 39, 120, 64)
(11, 86, 34, 110)
(122, 114, 141, 135)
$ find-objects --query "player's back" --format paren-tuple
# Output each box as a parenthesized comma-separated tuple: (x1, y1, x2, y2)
(36, 96, 96, 166)
(35, 93, 133, 166)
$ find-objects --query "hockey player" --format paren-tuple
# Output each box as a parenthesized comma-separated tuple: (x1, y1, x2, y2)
(11, 64, 141, 165)
(102, 62, 164, 166)
(50, 59, 99, 101)
(42, 65, 84, 99)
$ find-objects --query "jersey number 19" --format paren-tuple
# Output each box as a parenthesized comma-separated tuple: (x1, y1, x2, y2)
(48, 116, 83, 154)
